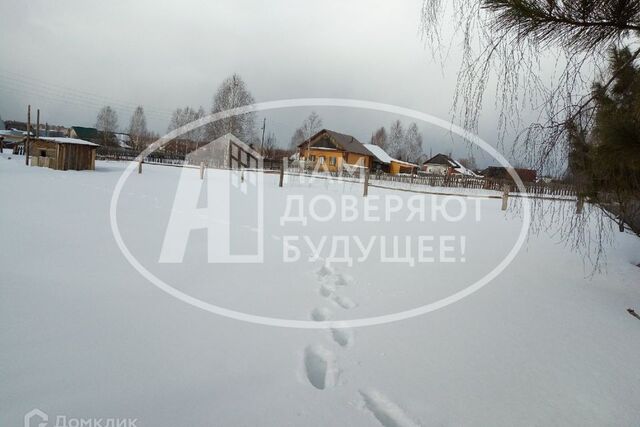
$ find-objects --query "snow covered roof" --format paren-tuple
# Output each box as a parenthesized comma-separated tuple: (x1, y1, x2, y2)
(392, 158, 418, 167)
(451, 161, 480, 177)
(0, 129, 23, 137)
(364, 144, 393, 164)
(364, 144, 418, 167)
(114, 133, 132, 149)
(39, 137, 100, 147)
(424, 153, 479, 177)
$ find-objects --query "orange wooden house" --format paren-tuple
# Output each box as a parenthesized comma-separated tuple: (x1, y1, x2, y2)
(297, 129, 373, 172)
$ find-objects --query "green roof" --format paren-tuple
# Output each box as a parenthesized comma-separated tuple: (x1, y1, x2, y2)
(71, 126, 99, 140)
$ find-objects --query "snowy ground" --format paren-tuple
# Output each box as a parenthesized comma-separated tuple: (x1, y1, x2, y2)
(2, 152, 640, 426)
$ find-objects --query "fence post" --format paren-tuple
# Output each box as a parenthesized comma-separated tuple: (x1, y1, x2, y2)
(363, 167, 370, 197)
(25, 105, 31, 166)
(576, 194, 584, 214)
(200, 162, 205, 180)
(279, 157, 285, 187)
(501, 184, 509, 211)
(138, 159, 143, 174)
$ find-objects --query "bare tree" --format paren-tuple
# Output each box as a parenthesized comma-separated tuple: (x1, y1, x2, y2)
(128, 106, 147, 150)
(262, 132, 277, 158)
(167, 106, 205, 154)
(371, 126, 388, 150)
(290, 127, 305, 151)
(404, 122, 423, 163)
(168, 106, 203, 136)
(209, 73, 256, 143)
(96, 106, 118, 146)
(458, 157, 478, 171)
(388, 120, 404, 159)
(301, 111, 323, 160)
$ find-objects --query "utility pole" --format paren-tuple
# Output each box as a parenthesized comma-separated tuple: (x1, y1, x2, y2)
(259, 118, 266, 155)
(26, 105, 31, 165)
(36, 109, 40, 139)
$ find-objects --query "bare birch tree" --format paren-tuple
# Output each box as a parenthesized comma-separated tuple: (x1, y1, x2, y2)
(262, 132, 277, 159)
(128, 106, 148, 150)
(371, 126, 388, 150)
(290, 127, 305, 151)
(96, 106, 118, 146)
(388, 120, 404, 159)
(404, 122, 423, 163)
(301, 111, 323, 160)
(209, 73, 256, 143)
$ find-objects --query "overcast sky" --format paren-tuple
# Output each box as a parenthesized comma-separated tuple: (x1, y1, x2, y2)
(1, 0, 542, 166)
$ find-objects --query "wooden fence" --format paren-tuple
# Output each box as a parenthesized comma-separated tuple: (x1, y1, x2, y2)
(96, 147, 185, 165)
(93, 150, 578, 200)
(370, 172, 577, 198)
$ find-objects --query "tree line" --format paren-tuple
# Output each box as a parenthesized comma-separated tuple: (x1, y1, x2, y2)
(94, 73, 261, 152)
(95, 76, 427, 164)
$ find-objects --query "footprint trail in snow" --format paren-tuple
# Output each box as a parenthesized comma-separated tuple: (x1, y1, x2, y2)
(301, 264, 420, 425)
(360, 389, 421, 427)
(304, 345, 338, 390)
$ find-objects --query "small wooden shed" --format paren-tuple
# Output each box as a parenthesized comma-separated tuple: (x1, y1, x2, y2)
(29, 137, 99, 171)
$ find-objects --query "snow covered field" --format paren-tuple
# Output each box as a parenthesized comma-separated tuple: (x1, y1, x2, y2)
(2, 152, 640, 426)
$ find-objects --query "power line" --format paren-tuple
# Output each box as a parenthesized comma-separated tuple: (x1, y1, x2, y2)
(0, 68, 174, 117)
(0, 82, 172, 130)
(0, 78, 172, 122)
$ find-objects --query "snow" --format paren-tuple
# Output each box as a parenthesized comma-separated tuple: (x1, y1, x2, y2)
(364, 143, 418, 167)
(2, 152, 640, 426)
(114, 133, 132, 149)
(40, 136, 100, 146)
(364, 143, 394, 164)
(446, 158, 480, 177)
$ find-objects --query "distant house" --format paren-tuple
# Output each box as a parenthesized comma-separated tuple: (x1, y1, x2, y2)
(4, 120, 67, 137)
(364, 143, 418, 175)
(4, 120, 29, 131)
(69, 126, 99, 143)
(481, 166, 537, 183)
(422, 153, 480, 177)
(0, 129, 27, 149)
(29, 137, 99, 171)
(114, 132, 132, 149)
(187, 133, 260, 169)
(298, 129, 373, 172)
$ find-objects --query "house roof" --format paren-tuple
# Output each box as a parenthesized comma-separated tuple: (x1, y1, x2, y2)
(363, 144, 418, 167)
(114, 133, 132, 149)
(70, 126, 99, 140)
(363, 143, 393, 164)
(0, 129, 24, 137)
(186, 133, 262, 160)
(391, 158, 418, 167)
(40, 137, 100, 147)
(424, 153, 456, 166)
(424, 153, 479, 177)
(300, 129, 372, 156)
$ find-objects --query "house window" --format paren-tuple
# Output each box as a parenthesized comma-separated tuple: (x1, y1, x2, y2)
(309, 155, 316, 162)
(319, 156, 325, 164)
(329, 157, 336, 166)
(40, 150, 47, 157)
